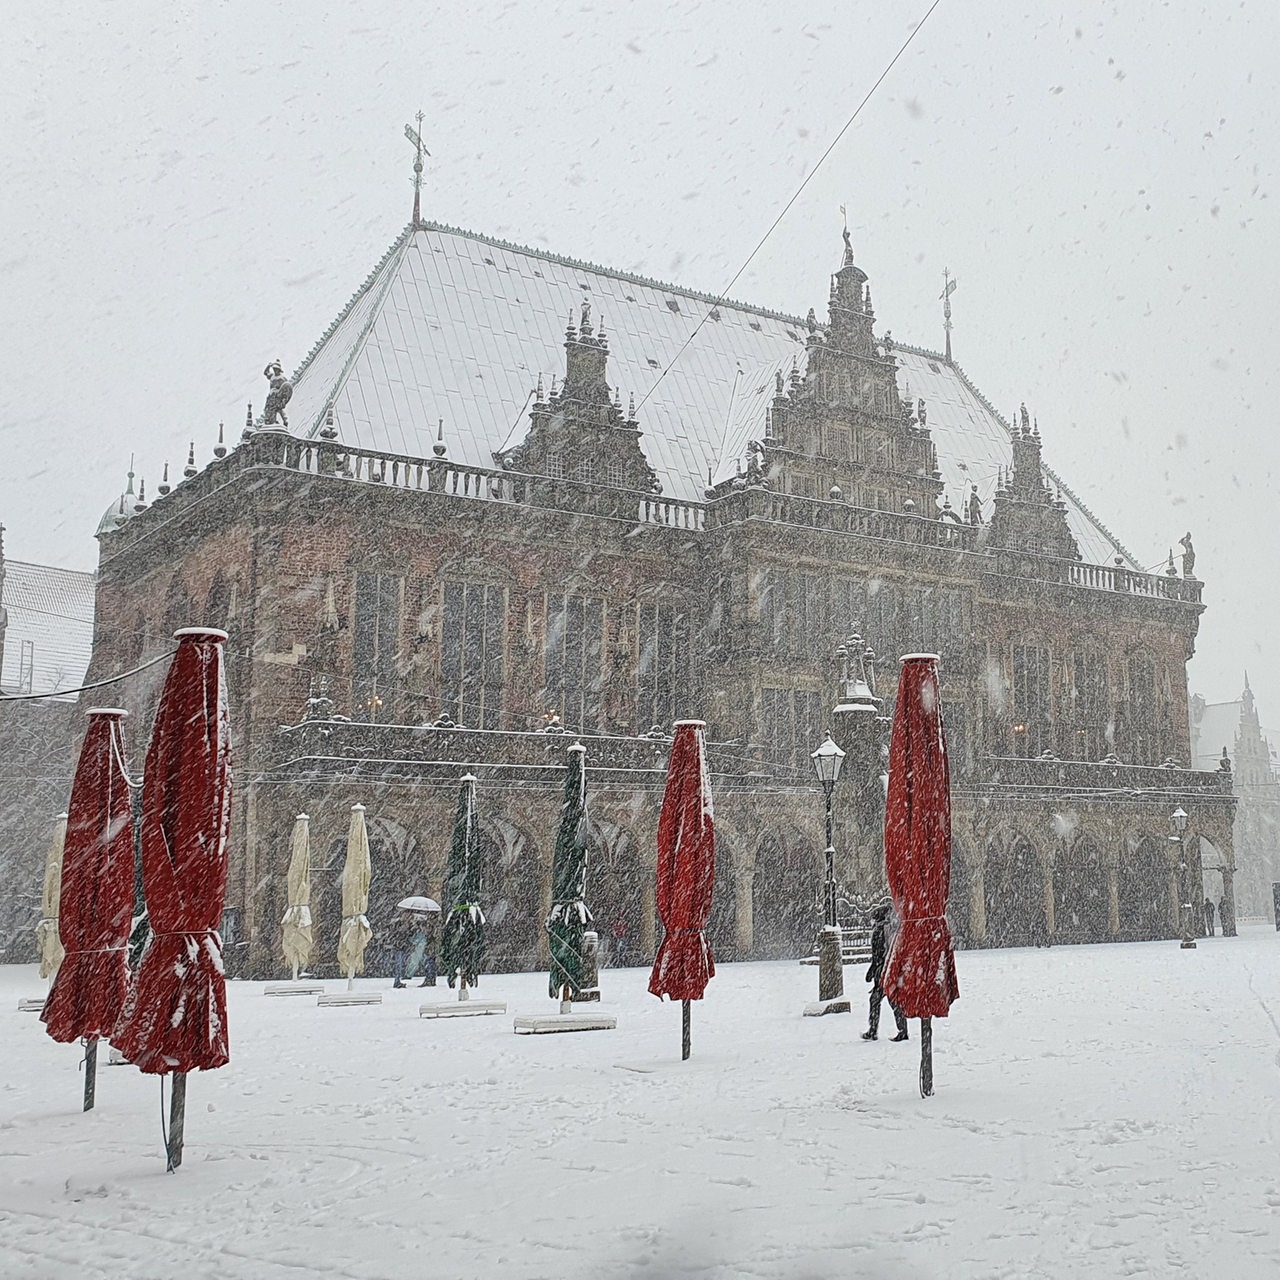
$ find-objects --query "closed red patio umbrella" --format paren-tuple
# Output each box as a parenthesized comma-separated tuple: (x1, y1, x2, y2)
(42, 708, 136, 1111)
(112, 628, 232, 1167)
(882, 654, 959, 1097)
(648, 720, 716, 1060)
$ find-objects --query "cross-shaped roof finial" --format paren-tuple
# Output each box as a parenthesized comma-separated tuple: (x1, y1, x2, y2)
(404, 111, 430, 227)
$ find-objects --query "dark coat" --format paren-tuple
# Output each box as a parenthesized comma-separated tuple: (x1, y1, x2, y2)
(389, 914, 417, 952)
(865, 919, 889, 984)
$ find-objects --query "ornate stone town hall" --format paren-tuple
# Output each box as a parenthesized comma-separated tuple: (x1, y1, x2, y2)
(82, 203, 1236, 977)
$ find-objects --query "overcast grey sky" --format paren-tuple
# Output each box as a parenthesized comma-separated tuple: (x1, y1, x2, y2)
(2, 0, 1276, 725)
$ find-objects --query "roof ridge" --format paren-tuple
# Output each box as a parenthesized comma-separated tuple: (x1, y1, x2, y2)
(414, 218, 812, 325)
(292, 221, 814, 393)
(291, 225, 414, 386)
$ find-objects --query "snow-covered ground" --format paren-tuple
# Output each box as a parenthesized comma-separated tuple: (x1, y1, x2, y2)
(2, 930, 1279, 1279)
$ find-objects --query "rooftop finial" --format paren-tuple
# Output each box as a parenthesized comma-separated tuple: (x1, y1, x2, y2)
(404, 111, 430, 228)
(126, 454, 136, 497)
(157, 461, 171, 496)
(941, 268, 957, 363)
(628, 391, 636, 420)
(134, 478, 146, 513)
(214, 421, 227, 458)
(184, 442, 197, 478)
(433, 417, 447, 457)
(839, 203, 853, 266)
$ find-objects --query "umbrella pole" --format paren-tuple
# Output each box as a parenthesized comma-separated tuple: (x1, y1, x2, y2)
(920, 1017, 934, 1098)
(292, 961, 299, 982)
(561, 982, 571, 1015)
(347, 966, 354, 992)
(459, 976, 469, 1002)
(682, 999, 691, 1061)
(82, 1038, 98, 1112)
(168, 1072, 187, 1169)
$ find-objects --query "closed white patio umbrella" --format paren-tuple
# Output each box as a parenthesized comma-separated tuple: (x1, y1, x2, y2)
(281, 813, 313, 981)
(36, 812, 68, 983)
(336, 804, 372, 990)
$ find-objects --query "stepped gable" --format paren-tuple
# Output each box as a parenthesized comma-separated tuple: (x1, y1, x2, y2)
(285, 220, 1138, 567)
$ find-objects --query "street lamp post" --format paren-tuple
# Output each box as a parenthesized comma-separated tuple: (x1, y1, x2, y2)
(811, 733, 846, 1003)
(1171, 806, 1196, 950)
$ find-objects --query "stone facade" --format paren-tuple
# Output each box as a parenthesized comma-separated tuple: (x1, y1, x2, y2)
(79, 226, 1236, 977)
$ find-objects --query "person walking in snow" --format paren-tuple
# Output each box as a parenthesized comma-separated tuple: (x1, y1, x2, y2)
(1203, 897, 1216, 936)
(389, 910, 417, 988)
(862, 903, 908, 1042)
(611, 915, 629, 967)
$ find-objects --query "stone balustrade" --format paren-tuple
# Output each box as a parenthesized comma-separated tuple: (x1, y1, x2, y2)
(980, 754, 1232, 797)
(99, 430, 1200, 608)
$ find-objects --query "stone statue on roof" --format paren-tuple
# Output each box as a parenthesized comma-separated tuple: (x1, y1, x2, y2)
(1179, 531, 1196, 579)
(968, 482, 983, 526)
(262, 361, 293, 428)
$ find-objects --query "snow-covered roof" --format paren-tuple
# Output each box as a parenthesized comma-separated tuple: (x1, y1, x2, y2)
(0, 560, 96, 700)
(285, 221, 1138, 567)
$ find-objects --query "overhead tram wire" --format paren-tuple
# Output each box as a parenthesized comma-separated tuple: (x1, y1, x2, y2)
(0, 649, 176, 702)
(635, 0, 946, 415)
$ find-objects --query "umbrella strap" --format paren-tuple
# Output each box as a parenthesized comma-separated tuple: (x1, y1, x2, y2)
(152, 929, 222, 947)
(63, 945, 128, 955)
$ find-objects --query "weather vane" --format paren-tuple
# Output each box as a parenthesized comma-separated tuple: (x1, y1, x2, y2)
(404, 111, 430, 227)
(940, 267, 957, 363)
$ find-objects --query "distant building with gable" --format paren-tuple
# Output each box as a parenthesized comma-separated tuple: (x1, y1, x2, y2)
(1191, 681, 1279, 922)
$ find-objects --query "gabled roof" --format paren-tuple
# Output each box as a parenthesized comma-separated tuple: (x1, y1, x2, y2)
(1, 560, 96, 700)
(285, 220, 1138, 567)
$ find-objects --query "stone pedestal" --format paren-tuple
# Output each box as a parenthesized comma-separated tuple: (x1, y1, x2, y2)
(818, 925, 845, 1003)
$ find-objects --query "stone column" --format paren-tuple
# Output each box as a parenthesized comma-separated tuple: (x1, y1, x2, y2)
(1043, 850, 1056, 937)
(735, 866, 755, 958)
(640, 881, 657, 957)
(535, 849, 553, 969)
(1221, 867, 1239, 937)
(968, 859, 987, 945)
(1107, 864, 1120, 937)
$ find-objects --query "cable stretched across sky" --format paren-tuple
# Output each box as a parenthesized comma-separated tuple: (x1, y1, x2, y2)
(636, 0, 946, 414)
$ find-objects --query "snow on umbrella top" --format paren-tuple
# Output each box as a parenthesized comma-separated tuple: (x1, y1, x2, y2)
(882, 655, 960, 1020)
(42, 708, 135, 1043)
(112, 629, 233, 1074)
(648, 721, 716, 1002)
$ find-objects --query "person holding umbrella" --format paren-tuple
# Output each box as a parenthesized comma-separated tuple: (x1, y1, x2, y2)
(861, 903, 908, 1042)
(389, 909, 417, 988)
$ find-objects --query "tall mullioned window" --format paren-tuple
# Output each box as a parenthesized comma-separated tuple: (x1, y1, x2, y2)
(1070, 651, 1111, 761)
(761, 687, 824, 775)
(1011, 644, 1052, 757)
(352, 572, 402, 721)
(440, 582, 506, 729)
(636, 602, 693, 731)
(545, 593, 605, 733)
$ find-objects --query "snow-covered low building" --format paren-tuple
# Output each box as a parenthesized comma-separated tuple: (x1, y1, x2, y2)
(0, 530, 96, 958)
(80, 205, 1236, 977)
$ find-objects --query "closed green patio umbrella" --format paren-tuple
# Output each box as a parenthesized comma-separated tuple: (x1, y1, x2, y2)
(440, 774, 485, 1000)
(547, 742, 593, 1007)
